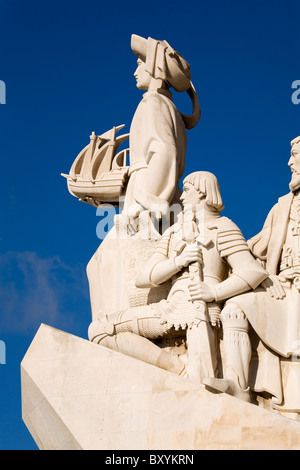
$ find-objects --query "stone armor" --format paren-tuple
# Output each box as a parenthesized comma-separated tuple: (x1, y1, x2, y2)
(88, 214, 266, 383)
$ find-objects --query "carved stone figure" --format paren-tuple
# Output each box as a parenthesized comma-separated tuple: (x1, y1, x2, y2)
(84, 35, 201, 320)
(63, 34, 300, 416)
(63, 35, 200, 217)
(24, 34, 300, 451)
(88, 171, 268, 386)
(124, 34, 200, 224)
(205, 136, 300, 415)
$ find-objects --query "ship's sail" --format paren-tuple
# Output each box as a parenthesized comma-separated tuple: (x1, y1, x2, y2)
(62, 125, 129, 207)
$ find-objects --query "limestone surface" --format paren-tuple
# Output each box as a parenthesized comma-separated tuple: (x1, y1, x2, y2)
(21, 324, 300, 450)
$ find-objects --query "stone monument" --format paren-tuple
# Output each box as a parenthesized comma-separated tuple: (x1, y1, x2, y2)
(21, 35, 300, 450)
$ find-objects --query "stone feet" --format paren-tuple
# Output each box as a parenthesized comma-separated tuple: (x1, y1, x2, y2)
(203, 377, 251, 402)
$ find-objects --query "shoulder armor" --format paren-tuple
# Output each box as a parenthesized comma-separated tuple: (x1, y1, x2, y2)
(217, 216, 241, 232)
(217, 217, 249, 257)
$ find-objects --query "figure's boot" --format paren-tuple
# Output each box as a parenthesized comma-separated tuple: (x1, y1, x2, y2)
(88, 315, 187, 376)
(203, 303, 251, 402)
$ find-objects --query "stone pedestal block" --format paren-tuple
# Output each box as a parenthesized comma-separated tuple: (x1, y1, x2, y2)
(21, 324, 300, 450)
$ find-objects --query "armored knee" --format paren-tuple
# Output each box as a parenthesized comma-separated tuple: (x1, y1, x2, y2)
(220, 303, 249, 332)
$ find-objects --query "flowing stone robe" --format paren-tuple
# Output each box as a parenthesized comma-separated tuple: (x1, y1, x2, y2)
(124, 88, 187, 215)
(87, 89, 187, 321)
(226, 192, 300, 413)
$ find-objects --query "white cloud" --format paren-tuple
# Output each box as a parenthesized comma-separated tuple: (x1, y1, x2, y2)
(0, 251, 90, 335)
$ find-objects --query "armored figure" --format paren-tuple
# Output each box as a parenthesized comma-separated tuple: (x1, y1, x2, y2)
(88, 171, 267, 384)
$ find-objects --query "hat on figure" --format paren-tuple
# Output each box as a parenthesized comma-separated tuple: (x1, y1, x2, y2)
(131, 34, 201, 129)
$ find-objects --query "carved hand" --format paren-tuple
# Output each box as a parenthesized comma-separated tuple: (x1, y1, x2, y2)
(127, 202, 144, 219)
(175, 244, 202, 270)
(188, 281, 215, 303)
(261, 275, 286, 300)
(126, 203, 144, 235)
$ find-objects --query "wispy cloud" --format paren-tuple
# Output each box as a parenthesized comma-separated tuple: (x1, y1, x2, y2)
(0, 251, 90, 335)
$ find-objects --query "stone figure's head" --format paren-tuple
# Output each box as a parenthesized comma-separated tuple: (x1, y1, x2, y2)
(181, 171, 224, 214)
(289, 136, 300, 192)
(131, 34, 200, 129)
(131, 34, 192, 93)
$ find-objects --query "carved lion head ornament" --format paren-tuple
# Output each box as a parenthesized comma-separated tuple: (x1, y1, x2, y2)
(131, 34, 201, 130)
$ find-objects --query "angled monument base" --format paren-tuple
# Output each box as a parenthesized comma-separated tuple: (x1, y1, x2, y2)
(21, 324, 300, 450)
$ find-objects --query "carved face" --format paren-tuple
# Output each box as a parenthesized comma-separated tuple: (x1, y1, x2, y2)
(180, 182, 204, 212)
(289, 142, 300, 192)
(134, 59, 152, 91)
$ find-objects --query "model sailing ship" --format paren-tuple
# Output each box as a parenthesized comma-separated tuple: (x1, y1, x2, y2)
(62, 125, 129, 207)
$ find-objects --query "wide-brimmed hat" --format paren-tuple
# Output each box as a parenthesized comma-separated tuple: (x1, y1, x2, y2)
(131, 34, 192, 93)
(131, 34, 200, 129)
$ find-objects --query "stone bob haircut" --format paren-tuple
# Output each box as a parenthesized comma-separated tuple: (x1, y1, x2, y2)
(183, 171, 224, 212)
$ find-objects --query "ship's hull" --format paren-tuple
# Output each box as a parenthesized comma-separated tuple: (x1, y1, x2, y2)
(67, 168, 128, 203)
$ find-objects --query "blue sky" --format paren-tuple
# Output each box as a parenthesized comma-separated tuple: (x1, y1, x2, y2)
(0, 0, 299, 450)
